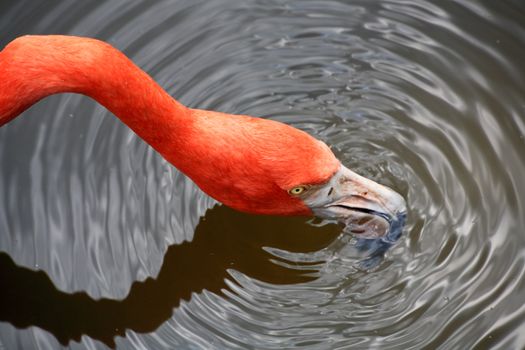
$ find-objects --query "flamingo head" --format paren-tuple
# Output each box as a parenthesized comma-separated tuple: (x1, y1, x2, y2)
(175, 110, 406, 238)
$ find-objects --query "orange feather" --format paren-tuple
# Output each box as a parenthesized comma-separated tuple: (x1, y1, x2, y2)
(0, 35, 339, 215)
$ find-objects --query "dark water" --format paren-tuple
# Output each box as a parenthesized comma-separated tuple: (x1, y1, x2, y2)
(1, 0, 525, 349)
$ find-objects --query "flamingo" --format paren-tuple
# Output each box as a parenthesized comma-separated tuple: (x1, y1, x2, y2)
(0, 35, 405, 237)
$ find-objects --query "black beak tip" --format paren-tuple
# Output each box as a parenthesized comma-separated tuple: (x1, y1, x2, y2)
(384, 211, 407, 242)
(342, 209, 407, 240)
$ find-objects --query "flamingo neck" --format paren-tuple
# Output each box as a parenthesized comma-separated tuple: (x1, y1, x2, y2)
(0, 35, 338, 216)
(0, 35, 192, 159)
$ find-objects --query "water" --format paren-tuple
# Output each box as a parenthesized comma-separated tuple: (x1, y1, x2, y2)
(0, 0, 524, 349)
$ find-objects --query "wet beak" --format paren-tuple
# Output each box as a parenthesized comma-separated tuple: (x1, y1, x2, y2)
(306, 165, 406, 238)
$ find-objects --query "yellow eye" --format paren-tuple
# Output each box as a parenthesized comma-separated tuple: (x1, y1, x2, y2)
(288, 186, 307, 196)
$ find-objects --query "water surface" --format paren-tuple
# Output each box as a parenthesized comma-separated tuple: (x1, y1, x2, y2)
(1, 0, 525, 349)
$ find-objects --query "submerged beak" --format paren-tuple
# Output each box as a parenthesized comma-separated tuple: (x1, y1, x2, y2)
(306, 165, 406, 238)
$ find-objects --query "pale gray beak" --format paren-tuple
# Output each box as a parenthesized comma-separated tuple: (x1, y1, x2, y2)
(305, 165, 406, 238)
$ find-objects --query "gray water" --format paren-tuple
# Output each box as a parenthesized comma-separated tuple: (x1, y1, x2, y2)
(1, 0, 525, 349)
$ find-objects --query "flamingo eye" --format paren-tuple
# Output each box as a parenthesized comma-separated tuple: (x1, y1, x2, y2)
(288, 186, 307, 196)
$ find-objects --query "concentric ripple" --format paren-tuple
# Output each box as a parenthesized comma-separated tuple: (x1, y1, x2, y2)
(1, 0, 525, 349)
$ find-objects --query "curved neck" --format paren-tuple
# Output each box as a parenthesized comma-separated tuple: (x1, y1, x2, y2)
(0, 35, 335, 216)
(0, 35, 192, 158)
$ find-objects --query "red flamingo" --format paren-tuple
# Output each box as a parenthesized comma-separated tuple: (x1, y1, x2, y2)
(0, 35, 405, 236)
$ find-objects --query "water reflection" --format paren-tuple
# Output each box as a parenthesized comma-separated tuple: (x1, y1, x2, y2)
(0, 205, 339, 347)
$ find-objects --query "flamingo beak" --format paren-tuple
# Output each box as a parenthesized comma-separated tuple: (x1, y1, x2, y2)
(305, 165, 406, 238)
